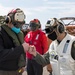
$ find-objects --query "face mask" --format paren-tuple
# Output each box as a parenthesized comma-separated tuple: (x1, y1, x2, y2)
(47, 31, 57, 41)
(12, 22, 24, 29)
(11, 26, 20, 34)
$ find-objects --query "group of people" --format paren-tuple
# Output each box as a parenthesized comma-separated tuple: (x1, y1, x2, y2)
(0, 8, 75, 75)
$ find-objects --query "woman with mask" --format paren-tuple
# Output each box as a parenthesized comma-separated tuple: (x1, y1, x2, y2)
(28, 18, 75, 75)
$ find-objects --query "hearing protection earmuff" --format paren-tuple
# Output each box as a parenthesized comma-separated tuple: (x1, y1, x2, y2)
(5, 8, 25, 24)
(51, 18, 65, 33)
(5, 16, 11, 23)
(45, 18, 65, 34)
(57, 23, 65, 33)
(56, 19, 65, 33)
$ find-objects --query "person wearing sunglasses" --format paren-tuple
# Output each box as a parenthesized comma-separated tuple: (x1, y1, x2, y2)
(27, 18, 75, 75)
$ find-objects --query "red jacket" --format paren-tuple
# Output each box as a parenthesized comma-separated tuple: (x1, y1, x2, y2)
(24, 30, 48, 59)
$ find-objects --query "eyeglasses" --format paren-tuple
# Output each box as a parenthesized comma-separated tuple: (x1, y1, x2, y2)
(45, 25, 57, 34)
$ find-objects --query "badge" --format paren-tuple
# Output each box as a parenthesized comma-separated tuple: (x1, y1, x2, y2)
(50, 50, 56, 59)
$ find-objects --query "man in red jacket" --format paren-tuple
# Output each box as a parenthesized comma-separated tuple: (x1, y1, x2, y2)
(24, 19, 48, 75)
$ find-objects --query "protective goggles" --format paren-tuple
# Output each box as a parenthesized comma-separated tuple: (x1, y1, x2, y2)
(29, 22, 38, 27)
(44, 25, 57, 34)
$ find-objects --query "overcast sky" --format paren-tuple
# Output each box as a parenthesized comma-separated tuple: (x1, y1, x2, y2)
(0, 0, 75, 29)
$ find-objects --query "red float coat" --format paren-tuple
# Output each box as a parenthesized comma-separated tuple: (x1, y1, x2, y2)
(24, 30, 48, 59)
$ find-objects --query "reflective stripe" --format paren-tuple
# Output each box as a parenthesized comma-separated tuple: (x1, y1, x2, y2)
(63, 40, 70, 53)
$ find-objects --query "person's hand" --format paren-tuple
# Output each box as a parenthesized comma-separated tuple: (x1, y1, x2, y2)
(18, 67, 25, 73)
(28, 45, 37, 56)
(46, 64, 52, 73)
(22, 42, 29, 52)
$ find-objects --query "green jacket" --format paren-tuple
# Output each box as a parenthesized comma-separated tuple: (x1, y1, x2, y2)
(33, 52, 50, 67)
(2, 25, 25, 68)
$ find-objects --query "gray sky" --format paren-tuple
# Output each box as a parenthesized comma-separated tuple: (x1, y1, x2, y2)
(0, 0, 75, 29)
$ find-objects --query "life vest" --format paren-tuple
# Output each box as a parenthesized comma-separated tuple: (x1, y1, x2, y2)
(49, 34, 75, 75)
(25, 30, 48, 59)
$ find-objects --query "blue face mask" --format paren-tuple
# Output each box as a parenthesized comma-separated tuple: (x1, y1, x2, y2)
(11, 27, 20, 34)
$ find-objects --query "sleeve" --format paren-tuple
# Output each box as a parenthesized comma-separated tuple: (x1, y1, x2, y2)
(41, 32, 48, 54)
(0, 35, 24, 61)
(71, 41, 75, 60)
(33, 51, 50, 67)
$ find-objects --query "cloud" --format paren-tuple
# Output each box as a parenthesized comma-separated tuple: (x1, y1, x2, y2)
(0, 4, 33, 16)
(0, 4, 13, 15)
(0, 1, 75, 27)
(46, 1, 75, 5)
(0, 1, 75, 17)
(58, 8, 75, 18)
(43, 0, 49, 2)
(21, 1, 75, 14)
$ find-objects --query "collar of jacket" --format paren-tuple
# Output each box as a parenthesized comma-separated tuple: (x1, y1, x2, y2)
(2, 25, 24, 46)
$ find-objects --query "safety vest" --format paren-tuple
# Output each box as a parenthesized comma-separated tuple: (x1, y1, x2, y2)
(49, 34, 75, 75)
(2, 25, 25, 68)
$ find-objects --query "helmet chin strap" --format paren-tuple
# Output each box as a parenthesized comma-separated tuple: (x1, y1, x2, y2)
(55, 28, 61, 38)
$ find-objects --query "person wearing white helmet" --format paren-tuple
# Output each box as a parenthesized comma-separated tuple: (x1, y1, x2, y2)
(27, 18, 75, 75)
(0, 8, 30, 75)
